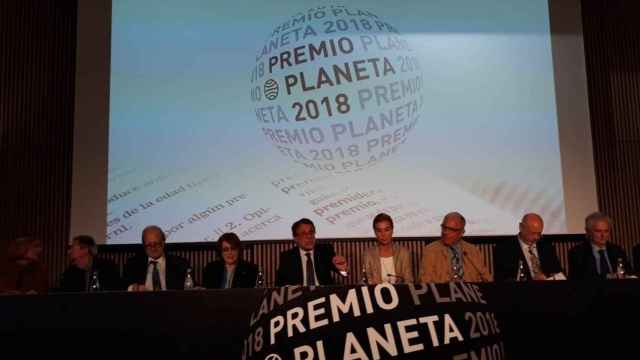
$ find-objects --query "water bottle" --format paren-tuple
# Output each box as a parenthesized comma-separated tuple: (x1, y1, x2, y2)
(88, 270, 101, 292)
(616, 258, 626, 279)
(516, 260, 526, 282)
(184, 268, 194, 290)
(255, 268, 264, 288)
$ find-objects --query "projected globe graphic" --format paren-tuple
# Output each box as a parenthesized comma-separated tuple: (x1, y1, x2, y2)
(251, 5, 424, 173)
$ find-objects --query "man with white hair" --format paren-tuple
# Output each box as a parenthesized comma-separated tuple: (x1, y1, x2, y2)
(568, 212, 631, 280)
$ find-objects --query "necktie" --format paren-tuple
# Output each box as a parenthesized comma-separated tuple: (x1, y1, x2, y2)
(150, 260, 161, 290)
(528, 245, 542, 278)
(451, 248, 464, 280)
(305, 252, 315, 286)
(598, 249, 609, 278)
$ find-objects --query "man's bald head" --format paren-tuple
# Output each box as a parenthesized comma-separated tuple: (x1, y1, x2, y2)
(443, 212, 466, 227)
(519, 213, 544, 245)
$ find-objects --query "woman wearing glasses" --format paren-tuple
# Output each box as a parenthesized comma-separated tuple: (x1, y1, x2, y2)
(203, 232, 259, 289)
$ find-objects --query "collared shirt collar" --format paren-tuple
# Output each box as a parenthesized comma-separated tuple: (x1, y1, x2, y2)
(148, 255, 166, 265)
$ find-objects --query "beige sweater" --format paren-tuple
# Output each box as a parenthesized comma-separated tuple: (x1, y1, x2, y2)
(419, 240, 492, 283)
(363, 244, 414, 284)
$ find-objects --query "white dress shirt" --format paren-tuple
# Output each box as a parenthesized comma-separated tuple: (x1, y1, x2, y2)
(145, 256, 167, 290)
(518, 237, 540, 278)
(380, 256, 397, 284)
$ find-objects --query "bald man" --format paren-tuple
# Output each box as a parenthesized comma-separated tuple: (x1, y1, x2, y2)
(493, 213, 563, 281)
(419, 212, 492, 283)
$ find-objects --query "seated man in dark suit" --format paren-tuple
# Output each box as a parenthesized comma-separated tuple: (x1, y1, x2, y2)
(569, 212, 631, 280)
(493, 213, 563, 281)
(203, 232, 259, 289)
(123, 225, 191, 291)
(275, 218, 348, 286)
(60, 235, 122, 292)
(633, 244, 640, 275)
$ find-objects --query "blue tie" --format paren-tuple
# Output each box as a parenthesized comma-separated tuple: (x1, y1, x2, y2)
(598, 250, 609, 279)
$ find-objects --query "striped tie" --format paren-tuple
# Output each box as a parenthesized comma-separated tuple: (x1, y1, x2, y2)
(528, 245, 541, 278)
(451, 248, 464, 280)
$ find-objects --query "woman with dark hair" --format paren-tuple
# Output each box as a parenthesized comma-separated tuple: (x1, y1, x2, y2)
(363, 213, 414, 284)
(203, 233, 259, 289)
(0, 236, 49, 294)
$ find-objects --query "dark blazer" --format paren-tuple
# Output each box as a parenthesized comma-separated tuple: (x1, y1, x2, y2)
(493, 237, 563, 281)
(275, 243, 338, 286)
(568, 240, 630, 280)
(203, 259, 258, 289)
(632, 244, 640, 274)
(123, 253, 190, 290)
(59, 257, 122, 292)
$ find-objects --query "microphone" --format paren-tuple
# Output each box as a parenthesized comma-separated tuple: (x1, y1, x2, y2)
(463, 251, 488, 283)
(386, 273, 405, 284)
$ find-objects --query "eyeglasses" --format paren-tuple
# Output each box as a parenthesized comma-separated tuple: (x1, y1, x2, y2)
(221, 246, 238, 253)
(441, 224, 464, 232)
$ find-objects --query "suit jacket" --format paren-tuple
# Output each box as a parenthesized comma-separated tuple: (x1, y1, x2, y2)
(632, 244, 640, 274)
(493, 237, 563, 281)
(275, 243, 337, 286)
(59, 257, 122, 292)
(419, 240, 492, 283)
(203, 259, 258, 289)
(568, 240, 630, 280)
(123, 253, 190, 290)
(363, 244, 414, 284)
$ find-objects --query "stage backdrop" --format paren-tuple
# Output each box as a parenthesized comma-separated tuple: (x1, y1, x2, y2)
(101, 0, 587, 244)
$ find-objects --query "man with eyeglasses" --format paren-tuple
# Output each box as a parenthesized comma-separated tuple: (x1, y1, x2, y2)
(419, 212, 492, 283)
(275, 218, 348, 286)
(123, 225, 191, 291)
(493, 213, 564, 281)
(60, 235, 122, 292)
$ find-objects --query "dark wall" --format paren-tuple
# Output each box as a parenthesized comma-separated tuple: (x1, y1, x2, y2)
(582, 0, 640, 254)
(0, 1, 77, 285)
(1, 0, 639, 287)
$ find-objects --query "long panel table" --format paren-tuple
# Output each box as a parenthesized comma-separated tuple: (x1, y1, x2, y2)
(1, 281, 638, 359)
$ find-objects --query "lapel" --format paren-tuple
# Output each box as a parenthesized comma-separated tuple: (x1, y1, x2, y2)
(438, 242, 451, 279)
(606, 244, 618, 268)
(391, 244, 402, 277)
(215, 261, 226, 288)
(369, 248, 382, 284)
(139, 256, 150, 284)
(293, 248, 304, 284)
(164, 255, 173, 289)
(585, 243, 599, 276)
(230, 261, 246, 288)
(230, 262, 238, 288)
(313, 247, 325, 281)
